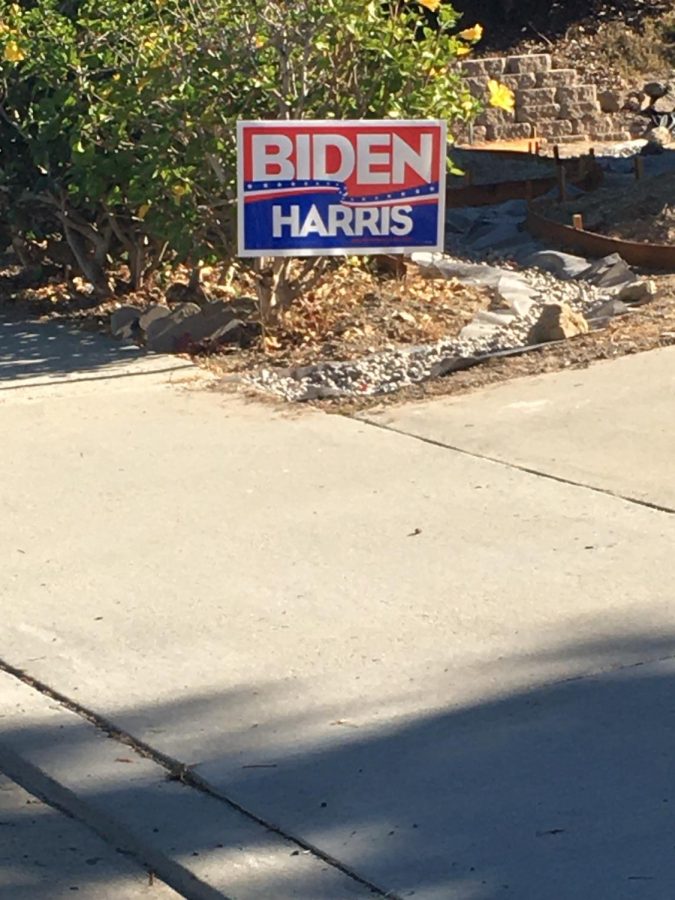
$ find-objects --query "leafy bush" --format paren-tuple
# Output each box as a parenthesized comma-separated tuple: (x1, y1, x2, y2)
(0, 0, 489, 308)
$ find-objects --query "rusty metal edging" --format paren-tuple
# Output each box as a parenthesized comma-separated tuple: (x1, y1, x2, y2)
(446, 154, 602, 208)
(526, 208, 675, 270)
(447, 176, 558, 208)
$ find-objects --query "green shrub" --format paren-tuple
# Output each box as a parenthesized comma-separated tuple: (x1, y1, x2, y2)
(0, 0, 482, 303)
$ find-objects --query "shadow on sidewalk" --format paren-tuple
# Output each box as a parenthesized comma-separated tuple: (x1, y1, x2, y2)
(2, 629, 675, 898)
(0, 310, 147, 386)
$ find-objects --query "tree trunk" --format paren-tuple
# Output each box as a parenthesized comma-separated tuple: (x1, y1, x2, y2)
(255, 257, 294, 325)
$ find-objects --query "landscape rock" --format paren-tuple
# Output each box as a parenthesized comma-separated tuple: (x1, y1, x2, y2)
(138, 304, 171, 333)
(614, 279, 658, 304)
(110, 305, 142, 340)
(644, 126, 673, 151)
(598, 90, 623, 113)
(229, 296, 258, 319)
(165, 281, 207, 305)
(652, 92, 675, 113)
(505, 54, 551, 75)
(643, 81, 668, 100)
(145, 302, 202, 352)
(145, 300, 252, 353)
(527, 303, 589, 344)
(586, 299, 631, 323)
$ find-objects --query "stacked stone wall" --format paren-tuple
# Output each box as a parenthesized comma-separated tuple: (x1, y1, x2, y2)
(456, 54, 631, 145)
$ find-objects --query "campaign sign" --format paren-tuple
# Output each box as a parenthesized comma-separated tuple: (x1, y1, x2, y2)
(237, 119, 446, 257)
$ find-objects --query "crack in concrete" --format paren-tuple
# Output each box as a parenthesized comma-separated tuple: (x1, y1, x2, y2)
(356, 416, 675, 516)
(0, 657, 401, 900)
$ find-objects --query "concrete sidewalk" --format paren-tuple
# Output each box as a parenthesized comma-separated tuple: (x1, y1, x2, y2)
(362, 347, 675, 510)
(1, 316, 674, 899)
(0, 773, 179, 899)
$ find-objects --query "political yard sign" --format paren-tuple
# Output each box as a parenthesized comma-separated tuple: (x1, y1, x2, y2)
(237, 120, 446, 257)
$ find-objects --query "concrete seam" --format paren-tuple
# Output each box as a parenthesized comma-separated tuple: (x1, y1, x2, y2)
(357, 417, 675, 516)
(0, 658, 400, 900)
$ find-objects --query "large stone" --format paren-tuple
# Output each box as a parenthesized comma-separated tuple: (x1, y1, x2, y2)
(569, 116, 616, 137)
(110, 305, 142, 340)
(146, 300, 252, 353)
(499, 123, 535, 140)
(528, 303, 589, 344)
(486, 123, 533, 141)
(516, 87, 557, 106)
(558, 101, 600, 118)
(144, 302, 202, 352)
(459, 57, 506, 78)
(653, 91, 675, 113)
(138, 304, 171, 333)
(598, 90, 624, 113)
(463, 77, 489, 98)
(502, 73, 538, 91)
(644, 81, 668, 99)
(228, 296, 258, 319)
(614, 279, 657, 304)
(556, 85, 598, 104)
(529, 119, 573, 137)
(538, 69, 578, 87)
(505, 54, 551, 75)
(645, 126, 673, 150)
(475, 107, 514, 127)
(516, 104, 561, 123)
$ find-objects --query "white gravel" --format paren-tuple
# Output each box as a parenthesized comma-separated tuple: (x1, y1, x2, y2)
(242, 258, 612, 402)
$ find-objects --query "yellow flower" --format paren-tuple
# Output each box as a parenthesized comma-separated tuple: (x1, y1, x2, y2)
(172, 184, 188, 198)
(254, 35, 267, 49)
(418, 0, 440, 11)
(9, 4, 21, 16)
(458, 24, 483, 42)
(3, 39, 24, 62)
(455, 45, 472, 57)
(0, 23, 10, 34)
(488, 79, 515, 112)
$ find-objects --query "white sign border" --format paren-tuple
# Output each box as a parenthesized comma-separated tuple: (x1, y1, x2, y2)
(236, 119, 447, 258)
